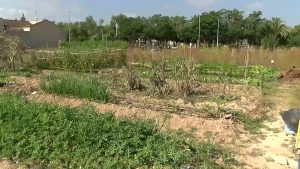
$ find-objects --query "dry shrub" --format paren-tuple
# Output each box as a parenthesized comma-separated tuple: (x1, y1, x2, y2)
(127, 68, 142, 91)
(0, 33, 23, 70)
(218, 72, 233, 96)
(174, 61, 198, 97)
(150, 62, 171, 96)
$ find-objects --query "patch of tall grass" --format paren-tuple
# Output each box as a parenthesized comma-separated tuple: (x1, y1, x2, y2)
(41, 75, 109, 102)
(127, 47, 300, 70)
(31, 49, 127, 72)
(0, 94, 234, 168)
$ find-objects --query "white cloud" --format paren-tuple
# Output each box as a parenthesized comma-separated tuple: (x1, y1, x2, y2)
(185, 0, 217, 9)
(163, 4, 170, 9)
(123, 12, 137, 18)
(0, 7, 28, 20)
(0, 0, 84, 22)
(245, 2, 263, 11)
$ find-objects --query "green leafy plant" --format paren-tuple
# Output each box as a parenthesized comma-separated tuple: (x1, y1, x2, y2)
(0, 94, 234, 168)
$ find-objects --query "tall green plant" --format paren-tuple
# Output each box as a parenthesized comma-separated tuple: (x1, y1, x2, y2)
(41, 75, 109, 102)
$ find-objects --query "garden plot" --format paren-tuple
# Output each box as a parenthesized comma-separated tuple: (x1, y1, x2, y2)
(1, 60, 298, 168)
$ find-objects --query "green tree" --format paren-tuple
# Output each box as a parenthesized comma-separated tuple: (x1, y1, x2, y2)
(288, 24, 300, 47)
(244, 11, 265, 45)
(84, 16, 97, 39)
(261, 18, 289, 47)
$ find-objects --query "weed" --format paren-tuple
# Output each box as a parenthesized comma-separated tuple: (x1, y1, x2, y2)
(150, 62, 171, 96)
(0, 94, 234, 168)
(0, 70, 9, 83)
(174, 61, 198, 97)
(41, 74, 109, 102)
(126, 68, 143, 91)
(230, 111, 265, 134)
(250, 148, 265, 157)
(266, 157, 275, 162)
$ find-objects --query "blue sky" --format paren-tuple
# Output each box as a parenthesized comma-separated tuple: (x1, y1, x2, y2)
(0, 0, 299, 26)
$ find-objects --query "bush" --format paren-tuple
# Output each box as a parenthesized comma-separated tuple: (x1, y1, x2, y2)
(0, 94, 234, 168)
(41, 75, 109, 102)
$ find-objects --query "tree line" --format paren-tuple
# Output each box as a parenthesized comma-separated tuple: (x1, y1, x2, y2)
(57, 9, 300, 48)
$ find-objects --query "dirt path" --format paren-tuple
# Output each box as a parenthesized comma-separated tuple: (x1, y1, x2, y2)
(236, 82, 300, 169)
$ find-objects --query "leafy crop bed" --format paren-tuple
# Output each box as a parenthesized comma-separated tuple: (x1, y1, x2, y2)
(0, 94, 234, 168)
(196, 62, 277, 85)
(41, 75, 109, 102)
(132, 57, 277, 86)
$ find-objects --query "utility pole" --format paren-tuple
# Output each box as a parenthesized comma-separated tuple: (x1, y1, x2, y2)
(115, 22, 118, 38)
(102, 30, 104, 46)
(68, 11, 71, 43)
(197, 10, 202, 48)
(217, 18, 220, 47)
(35, 10, 38, 23)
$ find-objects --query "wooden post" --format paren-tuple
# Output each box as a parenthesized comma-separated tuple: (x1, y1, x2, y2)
(189, 43, 192, 62)
(244, 45, 250, 79)
(260, 72, 264, 96)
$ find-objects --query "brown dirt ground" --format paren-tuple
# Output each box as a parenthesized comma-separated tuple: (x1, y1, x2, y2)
(0, 75, 299, 169)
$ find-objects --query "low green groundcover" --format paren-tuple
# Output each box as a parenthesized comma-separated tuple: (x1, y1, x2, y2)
(0, 94, 234, 168)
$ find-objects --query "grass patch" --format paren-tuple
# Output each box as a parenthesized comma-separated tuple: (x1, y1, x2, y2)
(231, 111, 265, 133)
(41, 74, 109, 102)
(0, 94, 234, 168)
(0, 71, 9, 83)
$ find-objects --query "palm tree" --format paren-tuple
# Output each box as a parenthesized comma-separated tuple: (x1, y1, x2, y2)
(262, 18, 289, 47)
(269, 17, 288, 39)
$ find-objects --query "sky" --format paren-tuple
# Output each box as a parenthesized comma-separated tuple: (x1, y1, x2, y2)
(0, 0, 299, 27)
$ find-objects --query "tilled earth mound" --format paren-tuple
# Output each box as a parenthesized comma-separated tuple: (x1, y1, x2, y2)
(278, 68, 300, 80)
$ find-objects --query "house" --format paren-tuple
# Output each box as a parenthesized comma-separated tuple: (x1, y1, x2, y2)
(0, 18, 66, 49)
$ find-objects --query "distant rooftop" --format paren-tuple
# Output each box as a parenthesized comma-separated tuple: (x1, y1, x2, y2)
(0, 18, 44, 28)
(29, 20, 43, 25)
(1, 19, 31, 28)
